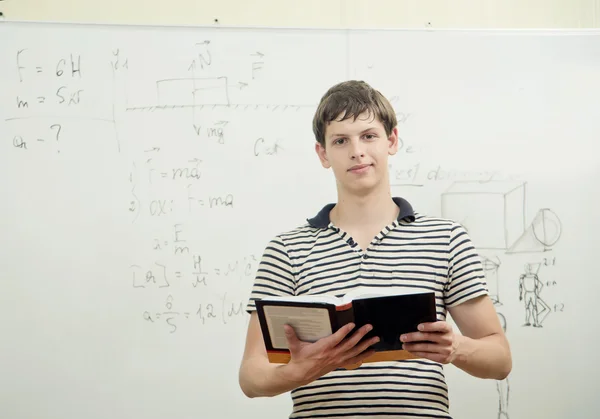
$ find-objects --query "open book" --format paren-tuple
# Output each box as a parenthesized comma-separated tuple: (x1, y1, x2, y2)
(255, 287, 437, 365)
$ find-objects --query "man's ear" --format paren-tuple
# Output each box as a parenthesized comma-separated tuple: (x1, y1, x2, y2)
(388, 127, 399, 156)
(315, 142, 331, 169)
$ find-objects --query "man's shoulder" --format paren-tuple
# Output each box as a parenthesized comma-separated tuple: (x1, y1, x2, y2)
(409, 212, 463, 229)
(266, 222, 324, 245)
(275, 222, 323, 241)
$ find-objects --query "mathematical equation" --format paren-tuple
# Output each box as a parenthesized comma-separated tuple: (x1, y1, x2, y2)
(192, 121, 228, 144)
(143, 156, 205, 184)
(9, 51, 83, 153)
(130, 194, 234, 219)
(6, 42, 291, 160)
(142, 294, 247, 333)
(130, 253, 257, 289)
(128, 157, 235, 221)
(11, 124, 63, 153)
(6, 48, 128, 154)
(15, 50, 84, 108)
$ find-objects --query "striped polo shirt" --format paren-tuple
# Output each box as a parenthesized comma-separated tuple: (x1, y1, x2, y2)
(245, 197, 489, 418)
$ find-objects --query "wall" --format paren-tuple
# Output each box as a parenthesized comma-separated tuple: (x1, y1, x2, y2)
(1, 0, 600, 28)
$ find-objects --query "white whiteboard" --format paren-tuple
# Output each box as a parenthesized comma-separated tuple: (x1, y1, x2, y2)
(1, 22, 599, 419)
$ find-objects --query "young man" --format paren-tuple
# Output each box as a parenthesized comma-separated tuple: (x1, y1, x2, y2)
(239, 80, 512, 418)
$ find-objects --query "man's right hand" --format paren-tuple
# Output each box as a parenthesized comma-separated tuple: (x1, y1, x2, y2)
(280, 322, 380, 384)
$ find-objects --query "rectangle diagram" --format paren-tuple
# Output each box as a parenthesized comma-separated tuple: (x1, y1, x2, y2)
(441, 181, 526, 250)
(156, 77, 230, 107)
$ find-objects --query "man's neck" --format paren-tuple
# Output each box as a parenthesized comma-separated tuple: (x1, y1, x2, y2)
(330, 188, 399, 229)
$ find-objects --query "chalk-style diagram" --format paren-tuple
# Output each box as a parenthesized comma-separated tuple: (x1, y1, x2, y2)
(496, 312, 510, 419)
(440, 181, 562, 254)
(481, 255, 502, 306)
(506, 208, 562, 254)
(124, 43, 312, 114)
(441, 180, 526, 250)
(518, 262, 551, 327)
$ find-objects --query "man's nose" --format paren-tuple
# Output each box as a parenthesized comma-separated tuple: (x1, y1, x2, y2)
(349, 138, 365, 159)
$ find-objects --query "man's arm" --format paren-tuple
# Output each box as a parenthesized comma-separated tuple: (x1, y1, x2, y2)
(238, 312, 307, 398)
(443, 222, 512, 379)
(239, 312, 378, 397)
(238, 234, 305, 398)
(239, 233, 379, 397)
(400, 222, 511, 380)
(400, 295, 511, 380)
(447, 295, 512, 380)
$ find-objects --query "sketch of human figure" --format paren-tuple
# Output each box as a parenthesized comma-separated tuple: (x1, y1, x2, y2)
(518, 263, 550, 327)
(496, 312, 510, 418)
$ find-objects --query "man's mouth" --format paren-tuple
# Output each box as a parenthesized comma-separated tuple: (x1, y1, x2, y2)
(348, 164, 372, 172)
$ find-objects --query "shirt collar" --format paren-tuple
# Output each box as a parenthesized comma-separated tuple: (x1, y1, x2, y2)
(307, 197, 416, 228)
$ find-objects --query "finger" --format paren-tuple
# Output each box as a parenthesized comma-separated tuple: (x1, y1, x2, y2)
(345, 335, 380, 360)
(402, 342, 448, 354)
(400, 331, 450, 344)
(344, 347, 377, 367)
(417, 321, 450, 333)
(339, 324, 374, 350)
(325, 322, 356, 348)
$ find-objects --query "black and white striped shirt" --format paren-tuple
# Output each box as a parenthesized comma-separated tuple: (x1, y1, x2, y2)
(246, 197, 489, 418)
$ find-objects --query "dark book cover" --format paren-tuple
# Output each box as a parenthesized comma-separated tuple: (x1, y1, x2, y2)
(255, 291, 438, 364)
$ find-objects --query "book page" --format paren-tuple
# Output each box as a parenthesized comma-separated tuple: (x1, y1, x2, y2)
(342, 286, 431, 303)
(261, 294, 340, 305)
(263, 305, 333, 350)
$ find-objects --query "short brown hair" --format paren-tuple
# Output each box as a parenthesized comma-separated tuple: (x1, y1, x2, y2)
(312, 80, 397, 146)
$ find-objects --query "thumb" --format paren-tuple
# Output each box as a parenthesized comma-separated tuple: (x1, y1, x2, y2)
(283, 324, 299, 349)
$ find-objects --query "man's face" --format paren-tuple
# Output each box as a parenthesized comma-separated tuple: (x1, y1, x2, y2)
(315, 111, 398, 195)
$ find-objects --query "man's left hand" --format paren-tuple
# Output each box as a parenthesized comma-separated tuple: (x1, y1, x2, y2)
(400, 321, 461, 364)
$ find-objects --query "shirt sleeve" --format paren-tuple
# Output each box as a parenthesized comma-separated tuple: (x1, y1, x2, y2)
(444, 222, 489, 307)
(245, 235, 296, 313)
